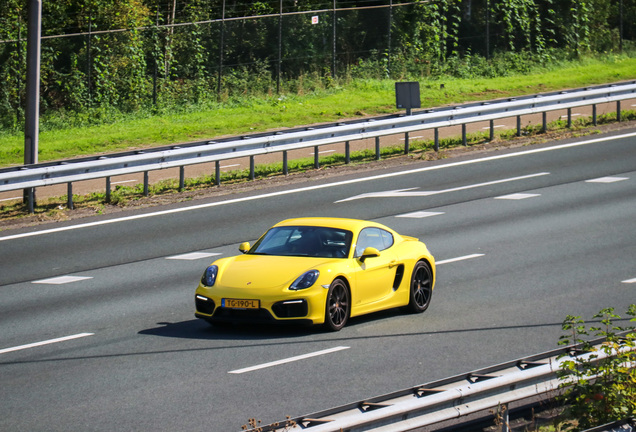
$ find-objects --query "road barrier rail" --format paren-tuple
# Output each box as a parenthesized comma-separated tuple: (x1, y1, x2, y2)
(1, 80, 635, 209)
(251, 340, 635, 432)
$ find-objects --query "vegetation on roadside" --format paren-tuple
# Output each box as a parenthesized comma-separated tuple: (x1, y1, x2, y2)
(556, 306, 636, 431)
(0, 52, 635, 168)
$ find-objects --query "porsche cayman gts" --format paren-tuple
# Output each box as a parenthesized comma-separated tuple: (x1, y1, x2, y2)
(195, 217, 435, 331)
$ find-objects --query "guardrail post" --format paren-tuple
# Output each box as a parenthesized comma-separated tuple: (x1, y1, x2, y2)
(345, 141, 350, 164)
(593, 104, 597, 125)
(375, 137, 381, 160)
(143, 172, 149, 196)
(105, 177, 111, 202)
(567, 108, 572, 128)
(25, 188, 35, 214)
(250, 156, 255, 180)
(434, 128, 439, 152)
(179, 166, 185, 191)
(283, 151, 288, 175)
(214, 161, 221, 186)
(404, 132, 410, 154)
(617, 100, 621, 122)
(462, 124, 467, 146)
(516, 116, 521, 136)
(489, 120, 494, 141)
(542, 112, 547, 133)
(314, 146, 319, 169)
(67, 182, 73, 210)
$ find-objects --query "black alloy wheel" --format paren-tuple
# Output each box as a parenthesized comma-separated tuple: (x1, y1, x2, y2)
(324, 279, 350, 331)
(407, 261, 433, 313)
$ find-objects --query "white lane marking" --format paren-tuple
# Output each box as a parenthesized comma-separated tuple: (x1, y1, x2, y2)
(3, 131, 636, 243)
(586, 176, 629, 183)
(32, 276, 93, 285)
(622, 278, 636, 284)
(229, 346, 350, 374)
(336, 172, 549, 202)
(166, 252, 221, 260)
(495, 193, 541, 200)
(396, 211, 445, 218)
(436, 254, 485, 265)
(0, 333, 94, 355)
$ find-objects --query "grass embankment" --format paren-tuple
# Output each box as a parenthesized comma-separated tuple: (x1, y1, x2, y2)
(1, 54, 636, 167)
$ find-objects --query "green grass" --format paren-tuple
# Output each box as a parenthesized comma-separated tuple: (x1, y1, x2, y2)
(1, 53, 635, 168)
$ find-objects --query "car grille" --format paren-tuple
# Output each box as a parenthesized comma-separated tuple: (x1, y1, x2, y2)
(195, 295, 215, 315)
(272, 300, 308, 318)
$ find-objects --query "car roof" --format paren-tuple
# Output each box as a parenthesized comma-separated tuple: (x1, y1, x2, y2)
(274, 217, 390, 233)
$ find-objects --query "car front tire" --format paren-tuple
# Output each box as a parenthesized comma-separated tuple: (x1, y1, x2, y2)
(324, 279, 350, 331)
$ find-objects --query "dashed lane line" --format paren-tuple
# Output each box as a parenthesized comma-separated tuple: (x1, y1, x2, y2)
(0, 333, 94, 355)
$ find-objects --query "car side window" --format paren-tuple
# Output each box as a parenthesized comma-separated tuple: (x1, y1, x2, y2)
(355, 228, 394, 257)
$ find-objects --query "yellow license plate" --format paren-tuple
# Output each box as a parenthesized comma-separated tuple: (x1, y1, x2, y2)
(222, 298, 260, 309)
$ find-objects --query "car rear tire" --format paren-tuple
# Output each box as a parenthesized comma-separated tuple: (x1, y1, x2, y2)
(407, 261, 432, 313)
(324, 279, 350, 331)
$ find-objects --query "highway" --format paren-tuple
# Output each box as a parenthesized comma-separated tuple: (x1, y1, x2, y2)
(1, 129, 635, 431)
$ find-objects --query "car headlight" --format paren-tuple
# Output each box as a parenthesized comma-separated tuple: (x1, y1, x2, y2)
(201, 265, 218, 287)
(290, 270, 319, 290)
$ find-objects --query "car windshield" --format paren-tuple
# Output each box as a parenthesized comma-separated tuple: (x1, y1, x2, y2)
(249, 226, 353, 258)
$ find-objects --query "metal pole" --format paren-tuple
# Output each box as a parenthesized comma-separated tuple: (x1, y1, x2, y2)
(24, 0, 41, 211)
(486, 0, 490, 59)
(277, 0, 282, 94)
(217, 0, 226, 98)
(619, 0, 624, 52)
(332, 0, 337, 78)
(387, 0, 392, 76)
(87, 11, 92, 105)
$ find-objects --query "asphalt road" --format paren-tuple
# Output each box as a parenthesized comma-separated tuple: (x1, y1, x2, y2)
(1, 129, 635, 431)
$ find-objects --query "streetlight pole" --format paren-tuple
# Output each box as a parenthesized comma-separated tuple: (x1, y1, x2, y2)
(24, 0, 42, 212)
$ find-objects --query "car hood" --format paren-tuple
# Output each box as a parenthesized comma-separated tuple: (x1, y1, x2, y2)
(217, 254, 332, 290)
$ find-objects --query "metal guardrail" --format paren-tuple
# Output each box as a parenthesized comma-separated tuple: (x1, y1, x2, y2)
(1, 81, 635, 207)
(248, 341, 635, 432)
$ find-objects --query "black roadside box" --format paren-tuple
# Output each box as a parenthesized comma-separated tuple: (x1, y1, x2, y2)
(395, 81, 420, 115)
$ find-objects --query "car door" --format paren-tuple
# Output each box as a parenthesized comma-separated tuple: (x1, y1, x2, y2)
(352, 227, 398, 308)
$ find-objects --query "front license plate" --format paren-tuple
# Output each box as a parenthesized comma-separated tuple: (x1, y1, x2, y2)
(222, 298, 260, 309)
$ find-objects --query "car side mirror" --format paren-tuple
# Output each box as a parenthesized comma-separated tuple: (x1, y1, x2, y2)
(359, 246, 380, 262)
(239, 242, 251, 254)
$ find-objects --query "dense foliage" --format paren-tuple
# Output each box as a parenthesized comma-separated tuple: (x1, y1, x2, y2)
(1, 0, 634, 131)
(558, 306, 636, 430)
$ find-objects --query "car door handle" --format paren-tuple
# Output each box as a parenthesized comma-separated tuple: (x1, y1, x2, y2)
(388, 260, 398, 268)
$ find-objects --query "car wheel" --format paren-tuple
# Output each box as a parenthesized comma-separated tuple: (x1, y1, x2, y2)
(324, 279, 350, 331)
(407, 261, 432, 313)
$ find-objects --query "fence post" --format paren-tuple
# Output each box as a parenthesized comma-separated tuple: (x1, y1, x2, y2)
(462, 124, 467, 146)
(67, 182, 73, 210)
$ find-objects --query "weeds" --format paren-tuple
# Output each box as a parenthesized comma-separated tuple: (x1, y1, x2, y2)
(556, 306, 636, 431)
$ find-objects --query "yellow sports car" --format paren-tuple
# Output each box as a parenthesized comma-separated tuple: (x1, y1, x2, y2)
(194, 217, 435, 331)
